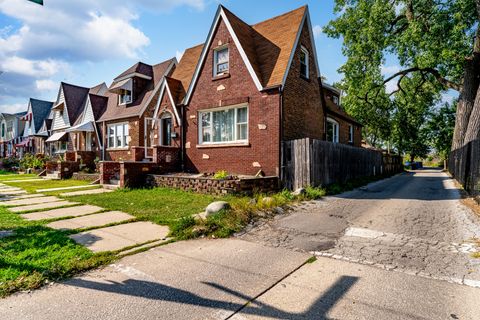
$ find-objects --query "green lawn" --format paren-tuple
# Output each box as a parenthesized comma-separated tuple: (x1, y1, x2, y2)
(0, 206, 113, 298)
(3, 179, 93, 194)
(69, 187, 221, 225)
(0, 173, 38, 181)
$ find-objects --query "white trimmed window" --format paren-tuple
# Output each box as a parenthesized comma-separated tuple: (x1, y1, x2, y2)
(107, 123, 129, 148)
(119, 89, 132, 105)
(348, 125, 354, 143)
(199, 104, 248, 144)
(214, 47, 229, 76)
(300, 46, 309, 79)
(326, 118, 339, 143)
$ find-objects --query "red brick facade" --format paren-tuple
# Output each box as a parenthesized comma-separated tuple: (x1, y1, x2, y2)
(184, 18, 281, 176)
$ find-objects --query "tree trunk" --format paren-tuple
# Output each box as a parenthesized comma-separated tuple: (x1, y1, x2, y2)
(451, 55, 480, 150)
(463, 85, 480, 144)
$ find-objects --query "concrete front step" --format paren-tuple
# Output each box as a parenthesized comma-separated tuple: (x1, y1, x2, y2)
(47, 211, 135, 230)
(70, 221, 169, 253)
(0, 196, 61, 207)
(9, 201, 78, 213)
(103, 184, 120, 190)
(21, 205, 104, 221)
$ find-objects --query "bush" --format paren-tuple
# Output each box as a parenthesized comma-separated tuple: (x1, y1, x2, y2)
(304, 186, 326, 199)
(213, 170, 229, 180)
(0, 157, 20, 170)
(19, 153, 48, 170)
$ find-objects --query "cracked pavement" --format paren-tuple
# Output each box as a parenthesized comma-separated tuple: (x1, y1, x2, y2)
(238, 169, 480, 285)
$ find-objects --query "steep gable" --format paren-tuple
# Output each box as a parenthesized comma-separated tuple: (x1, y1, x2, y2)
(30, 98, 53, 133)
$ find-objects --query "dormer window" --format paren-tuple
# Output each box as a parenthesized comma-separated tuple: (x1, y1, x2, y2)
(332, 96, 339, 105)
(300, 46, 309, 79)
(119, 89, 132, 105)
(214, 46, 229, 76)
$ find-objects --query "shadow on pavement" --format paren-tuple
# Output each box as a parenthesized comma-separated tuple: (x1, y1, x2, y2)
(67, 275, 359, 319)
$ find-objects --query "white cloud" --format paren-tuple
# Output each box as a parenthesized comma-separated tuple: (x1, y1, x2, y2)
(35, 79, 58, 91)
(0, 103, 25, 114)
(313, 25, 322, 38)
(380, 65, 401, 76)
(176, 50, 185, 62)
(0, 0, 205, 102)
(385, 80, 398, 94)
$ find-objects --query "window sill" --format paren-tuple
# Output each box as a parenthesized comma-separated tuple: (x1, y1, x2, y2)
(212, 73, 230, 81)
(196, 142, 250, 149)
(106, 147, 130, 151)
(300, 75, 310, 82)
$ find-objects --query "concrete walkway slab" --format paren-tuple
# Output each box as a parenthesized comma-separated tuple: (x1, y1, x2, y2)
(70, 221, 169, 252)
(21, 205, 104, 221)
(37, 185, 99, 192)
(0, 193, 45, 201)
(9, 201, 77, 213)
(0, 196, 61, 206)
(0, 190, 27, 195)
(47, 211, 134, 230)
(0, 186, 22, 191)
(61, 188, 113, 197)
(2, 179, 42, 183)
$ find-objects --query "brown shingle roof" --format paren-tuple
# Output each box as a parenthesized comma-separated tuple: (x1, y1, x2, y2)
(61, 82, 90, 126)
(325, 99, 362, 126)
(170, 44, 203, 102)
(113, 62, 154, 81)
(98, 58, 175, 122)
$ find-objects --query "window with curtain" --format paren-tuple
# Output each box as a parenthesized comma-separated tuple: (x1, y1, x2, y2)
(119, 89, 132, 105)
(199, 105, 248, 144)
(107, 123, 129, 148)
(214, 47, 229, 76)
(300, 46, 309, 79)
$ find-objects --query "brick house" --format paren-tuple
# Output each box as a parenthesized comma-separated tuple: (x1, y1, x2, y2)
(18, 98, 53, 156)
(96, 59, 176, 162)
(150, 5, 362, 177)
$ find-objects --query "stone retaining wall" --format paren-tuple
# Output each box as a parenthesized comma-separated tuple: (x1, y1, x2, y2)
(146, 175, 279, 195)
(72, 172, 100, 182)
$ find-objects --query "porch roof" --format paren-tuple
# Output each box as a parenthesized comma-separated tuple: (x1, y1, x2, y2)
(46, 131, 67, 143)
(66, 121, 95, 133)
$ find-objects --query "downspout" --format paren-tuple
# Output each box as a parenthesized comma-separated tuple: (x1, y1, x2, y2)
(101, 121, 105, 161)
(279, 87, 284, 181)
(180, 104, 185, 171)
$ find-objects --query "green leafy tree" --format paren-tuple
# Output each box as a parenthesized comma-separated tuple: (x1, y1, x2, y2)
(324, 0, 479, 151)
(427, 101, 457, 159)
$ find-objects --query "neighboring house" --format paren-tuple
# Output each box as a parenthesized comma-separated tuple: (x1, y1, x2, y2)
(46, 82, 91, 156)
(18, 98, 54, 155)
(66, 83, 108, 164)
(0, 112, 26, 158)
(151, 5, 362, 177)
(322, 83, 362, 146)
(97, 59, 176, 161)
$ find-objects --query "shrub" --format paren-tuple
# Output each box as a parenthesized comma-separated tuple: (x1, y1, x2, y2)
(213, 170, 229, 180)
(19, 153, 48, 170)
(0, 157, 20, 170)
(304, 186, 326, 199)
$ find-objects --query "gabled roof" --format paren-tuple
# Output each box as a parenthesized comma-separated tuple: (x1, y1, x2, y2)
(60, 82, 90, 125)
(170, 44, 203, 104)
(113, 62, 154, 82)
(89, 82, 108, 96)
(185, 5, 317, 104)
(88, 94, 108, 120)
(325, 99, 362, 127)
(98, 58, 176, 122)
(29, 98, 53, 133)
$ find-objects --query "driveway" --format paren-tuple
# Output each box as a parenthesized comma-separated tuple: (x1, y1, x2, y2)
(239, 169, 480, 284)
(1, 169, 480, 319)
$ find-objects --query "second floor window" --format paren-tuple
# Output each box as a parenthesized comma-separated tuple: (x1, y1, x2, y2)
(300, 46, 309, 79)
(214, 47, 229, 76)
(119, 89, 132, 105)
(349, 125, 354, 143)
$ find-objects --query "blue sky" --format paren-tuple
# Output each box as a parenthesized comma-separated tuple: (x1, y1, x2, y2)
(0, 0, 453, 113)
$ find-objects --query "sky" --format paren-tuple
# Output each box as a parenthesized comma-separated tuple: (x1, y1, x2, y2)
(0, 0, 455, 114)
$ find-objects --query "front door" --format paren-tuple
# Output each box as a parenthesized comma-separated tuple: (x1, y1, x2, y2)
(161, 117, 172, 146)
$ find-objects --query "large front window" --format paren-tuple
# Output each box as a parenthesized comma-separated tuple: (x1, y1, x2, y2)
(214, 47, 229, 76)
(119, 89, 132, 105)
(199, 105, 248, 144)
(107, 123, 129, 148)
(326, 118, 339, 143)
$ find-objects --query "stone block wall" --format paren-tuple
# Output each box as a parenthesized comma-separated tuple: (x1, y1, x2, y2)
(120, 162, 160, 188)
(72, 172, 100, 182)
(146, 175, 279, 196)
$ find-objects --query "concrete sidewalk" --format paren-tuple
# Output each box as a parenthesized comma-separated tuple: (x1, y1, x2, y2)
(0, 239, 311, 320)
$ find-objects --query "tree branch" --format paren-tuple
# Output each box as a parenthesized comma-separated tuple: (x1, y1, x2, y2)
(383, 67, 461, 91)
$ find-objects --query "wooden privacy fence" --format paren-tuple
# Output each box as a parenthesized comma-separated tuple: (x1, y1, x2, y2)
(282, 138, 403, 190)
(449, 139, 480, 196)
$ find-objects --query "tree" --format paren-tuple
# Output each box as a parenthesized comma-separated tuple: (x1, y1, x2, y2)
(324, 0, 479, 151)
(426, 100, 457, 159)
(391, 74, 438, 161)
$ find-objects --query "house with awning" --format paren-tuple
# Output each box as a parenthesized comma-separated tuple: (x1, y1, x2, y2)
(18, 98, 53, 156)
(46, 82, 91, 156)
(0, 112, 26, 158)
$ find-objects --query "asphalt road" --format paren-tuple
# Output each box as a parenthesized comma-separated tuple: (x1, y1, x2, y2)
(1, 169, 479, 319)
